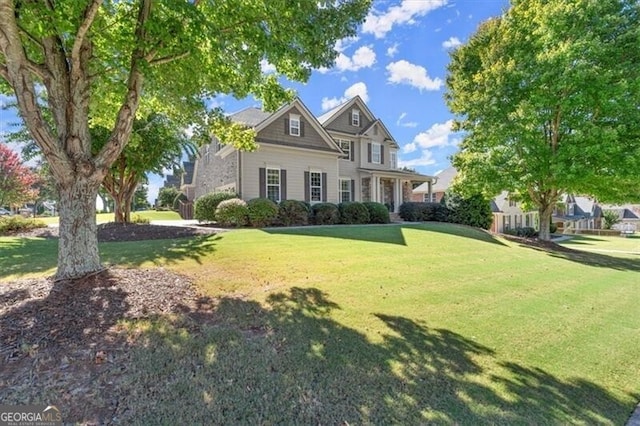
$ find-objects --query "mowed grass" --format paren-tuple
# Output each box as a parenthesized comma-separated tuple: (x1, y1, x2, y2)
(558, 234, 640, 256)
(35, 210, 182, 225)
(1, 223, 639, 424)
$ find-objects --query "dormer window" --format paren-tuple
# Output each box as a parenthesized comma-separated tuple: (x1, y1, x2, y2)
(289, 114, 300, 136)
(351, 109, 360, 127)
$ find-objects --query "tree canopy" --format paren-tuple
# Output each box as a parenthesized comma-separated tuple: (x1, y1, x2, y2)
(446, 0, 640, 240)
(0, 0, 371, 279)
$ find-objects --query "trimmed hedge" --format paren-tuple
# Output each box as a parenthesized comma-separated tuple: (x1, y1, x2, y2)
(363, 202, 390, 224)
(504, 227, 538, 238)
(339, 202, 370, 224)
(247, 198, 279, 227)
(278, 200, 310, 226)
(444, 193, 492, 230)
(215, 198, 248, 227)
(399, 202, 450, 222)
(0, 216, 47, 234)
(310, 203, 339, 225)
(194, 192, 237, 222)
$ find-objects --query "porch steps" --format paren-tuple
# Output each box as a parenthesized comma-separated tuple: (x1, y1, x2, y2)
(389, 212, 403, 223)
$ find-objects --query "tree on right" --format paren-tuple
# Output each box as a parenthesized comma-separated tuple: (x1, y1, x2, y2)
(446, 0, 640, 240)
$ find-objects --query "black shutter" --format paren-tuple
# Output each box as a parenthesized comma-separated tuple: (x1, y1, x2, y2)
(381, 145, 385, 164)
(284, 119, 289, 135)
(280, 169, 287, 201)
(368, 143, 372, 163)
(350, 141, 355, 161)
(304, 171, 310, 202)
(300, 122, 305, 137)
(351, 179, 355, 201)
(321, 173, 327, 202)
(259, 168, 266, 198)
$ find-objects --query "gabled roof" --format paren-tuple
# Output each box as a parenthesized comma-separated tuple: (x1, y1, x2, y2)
(413, 166, 457, 193)
(255, 97, 342, 154)
(228, 107, 271, 127)
(360, 119, 399, 148)
(317, 95, 377, 128)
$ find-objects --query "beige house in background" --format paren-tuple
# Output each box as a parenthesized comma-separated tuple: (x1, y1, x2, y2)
(192, 96, 433, 212)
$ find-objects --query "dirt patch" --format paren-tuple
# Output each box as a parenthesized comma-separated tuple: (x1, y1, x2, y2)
(9, 222, 218, 242)
(0, 268, 218, 424)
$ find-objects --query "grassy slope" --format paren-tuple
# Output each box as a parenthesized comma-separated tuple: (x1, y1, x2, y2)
(1, 223, 638, 423)
(35, 210, 182, 225)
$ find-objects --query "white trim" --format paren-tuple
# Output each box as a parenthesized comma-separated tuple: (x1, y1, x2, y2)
(336, 138, 351, 159)
(371, 142, 381, 164)
(309, 170, 323, 203)
(352, 109, 360, 127)
(339, 178, 352, 203)
(289, 113, 300, 137)
(266, 167, 281, 203)
(390, 150, 397, 169)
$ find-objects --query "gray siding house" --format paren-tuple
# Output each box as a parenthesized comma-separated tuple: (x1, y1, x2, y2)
(192, 96, 433, 212)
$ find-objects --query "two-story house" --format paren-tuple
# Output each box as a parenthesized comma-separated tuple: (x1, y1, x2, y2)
(192, 96, 433, 213)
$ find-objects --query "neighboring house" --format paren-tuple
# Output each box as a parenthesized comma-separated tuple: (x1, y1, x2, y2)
(192, 96, 433, 212)
(412, 167, 538, 233)
(553, 194, 602, 232)
(412, 166, 457, 203)
(598, 203, 640, 232)
(490, 191, 538, 233)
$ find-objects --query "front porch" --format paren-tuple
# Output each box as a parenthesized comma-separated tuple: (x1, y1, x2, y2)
(359, 169, 433, 213)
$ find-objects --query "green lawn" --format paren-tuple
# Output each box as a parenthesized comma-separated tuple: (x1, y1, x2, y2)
(36, 209, 182, 225)
(1, 223, 639, 424)
(558, 234, 640, 257)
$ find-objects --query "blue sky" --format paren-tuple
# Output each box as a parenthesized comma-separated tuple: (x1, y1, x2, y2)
(0, 0, 510, 203)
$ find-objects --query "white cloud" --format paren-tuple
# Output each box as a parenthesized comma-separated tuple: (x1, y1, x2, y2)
(363, 0, 448, 39)
(413, 120, 456, 149)
(321, 45, 376, 73)
(260, 59, 276, 74)
(386, 43, 399, 58)
(442, 36, 462, 49)
(398, 150, 436, 168)
(321, 82, 369, 111)
(396, 112, 418, 128)
(386, 60, 443, 91)
(335, 37, 359, 53)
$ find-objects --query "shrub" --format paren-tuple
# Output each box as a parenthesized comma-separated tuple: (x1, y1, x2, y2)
(310, 203, 339, 225)
(194, 192, 237, 222)
(549, 223, 558, 234)
(215, 198, 248, 227)
(363, 202, 390, 224)
(131, 214, 150, 224)
(399, 202, 425, 221)
(247, 198, 279, 227)
(504, 226, 538, 238)
(444, 192, 493, 229)
(172, 192, 189, 211)
(278, 200, 310, 226)
(338, 202, 370, 224)
(423, 202, 450, 222)
(0, 216, 47, 235)
(158, 186, 180, 209)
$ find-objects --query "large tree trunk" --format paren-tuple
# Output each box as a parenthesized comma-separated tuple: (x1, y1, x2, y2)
(56, 178, 102, 280)
(537, 204, 555, 241)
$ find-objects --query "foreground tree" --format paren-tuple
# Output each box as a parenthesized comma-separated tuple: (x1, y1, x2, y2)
(0, 143, 39, 208)
(446, 0, 640, 240)
(0, 0, 370, 279)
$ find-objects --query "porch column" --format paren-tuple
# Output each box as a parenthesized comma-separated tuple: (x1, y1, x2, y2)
(428, 180, 433, 202)
(373, 176, 379, 203)
(394, 179, 402, 213)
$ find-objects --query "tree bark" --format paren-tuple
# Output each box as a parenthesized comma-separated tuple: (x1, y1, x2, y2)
(537, 204, 555, 241)
(56, 178, 102, 280)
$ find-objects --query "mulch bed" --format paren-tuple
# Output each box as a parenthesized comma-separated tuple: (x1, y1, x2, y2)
(0, 224, 222, 423)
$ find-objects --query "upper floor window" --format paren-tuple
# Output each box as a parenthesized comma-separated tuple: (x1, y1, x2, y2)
(289, 114, 300, 136)
(390, 151, 397, 169)
(336, 139, 351, 159)
(351, 109, 360, 127)
(509, 199, 517, 207)
(371, 142, 381, 164)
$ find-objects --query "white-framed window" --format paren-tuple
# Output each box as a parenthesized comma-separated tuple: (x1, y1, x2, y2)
(289, 114, 300, 136)
(423, 193, 437, 203)
(310, 171, 322, 202)
(509, 199, 517, 207)
(390, 150, 397, 169)
(266, 168, 281, 202)
(351, 109, 360, 127)
(339, 178, 351, 202)
(336, 139, 351, 159)
(371, 142, 381, 164)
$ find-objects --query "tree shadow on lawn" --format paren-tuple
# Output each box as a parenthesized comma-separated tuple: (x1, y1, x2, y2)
(263, 222, 506, 247)
(2, 281, 635, 424)
(512, 241, 640, 273)
(0, 234, 220, 280)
